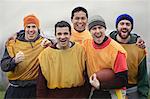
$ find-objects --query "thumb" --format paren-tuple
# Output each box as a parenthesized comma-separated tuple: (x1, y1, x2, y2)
(93, 73, 97, 80)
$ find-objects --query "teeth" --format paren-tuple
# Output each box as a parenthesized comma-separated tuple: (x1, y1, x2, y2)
(77, 24, 83, 27)
(121, 30, 127, 33)
(60, 40, 66, 42)
(28, 32, 35, 35)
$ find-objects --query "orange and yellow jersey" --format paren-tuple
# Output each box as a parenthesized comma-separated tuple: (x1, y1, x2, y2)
(70, 28, 91, 44)
(83, 37, 127, 78)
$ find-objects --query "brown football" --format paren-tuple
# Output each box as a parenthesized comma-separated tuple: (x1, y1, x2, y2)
(95, 69, 115, 82)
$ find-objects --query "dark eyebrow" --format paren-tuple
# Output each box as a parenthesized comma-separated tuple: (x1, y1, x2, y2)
(57, 32, 62, 35)
(64, 32, 69, 34)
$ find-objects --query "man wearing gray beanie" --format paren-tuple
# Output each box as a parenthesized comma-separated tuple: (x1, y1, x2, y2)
(109, 14, 149, 99)
(88, 15, 106, 30)
(84, 15, 128, 99)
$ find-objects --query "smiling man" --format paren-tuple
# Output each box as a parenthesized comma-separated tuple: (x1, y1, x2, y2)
(1, 14, 45, 99)
(84, 15, 128, 99)
(37, 21, 90, 98)
(54, 24, 71, 49)
(70, 7, 91, 44)
(109, 14, 149, 99)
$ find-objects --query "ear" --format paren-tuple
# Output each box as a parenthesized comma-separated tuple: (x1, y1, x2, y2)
(71, 19, 73, 23)
(38, 29, 40, 34)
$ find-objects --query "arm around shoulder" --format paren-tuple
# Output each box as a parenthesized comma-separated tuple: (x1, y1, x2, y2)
(1, 48, 17, 72)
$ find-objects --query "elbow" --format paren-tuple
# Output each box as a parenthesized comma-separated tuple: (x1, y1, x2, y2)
(1, 59, 16, 72)
(120, 77, 128, 88)
(1, 64, 10, 72)
(1, 61, 15, 72)
(115, 70, 128, 88)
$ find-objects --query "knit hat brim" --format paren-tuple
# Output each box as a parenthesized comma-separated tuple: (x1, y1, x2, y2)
(88, 15, 106, 30)
(89, 20, 106, 30)
(24, 15, 39, 28)
(116, 14, 133, 30)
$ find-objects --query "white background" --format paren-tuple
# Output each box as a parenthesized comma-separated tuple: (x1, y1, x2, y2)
(0, 0, 150, 87)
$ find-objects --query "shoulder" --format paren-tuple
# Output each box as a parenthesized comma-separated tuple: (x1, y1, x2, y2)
(109, 39, 127, 54)
(5, 39, 16, 48)
(83, 39, 92, 45)
(133, 44, 146, 54)
(39, 47, 52, 56)
(74, 42, 85, 51)
(128, 33, 139, 43)
(109, 31, 117, 40)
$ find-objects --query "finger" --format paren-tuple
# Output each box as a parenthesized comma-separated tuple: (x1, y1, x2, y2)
(45, 40, 52, 47)
(139, 41, 144, 45)
(42, 38, 48, 43)
(90, 76, 95, 84)
(93, 73, 97, 80)
(45, 40, 51, 45)
(90, 79, 93, 84)
(16, 55, 25, 60)
(17, 54, 24, 57)
(16, 53, 24, 57)
(18, 58, 24, 62)
(90, 75, 93, 82)
(18, 51, 24, 54)
(19, 56, 25, 60)
(17, 56, 24, 60)
(143, 45, 146, 48)
(140, 45, 146, 49)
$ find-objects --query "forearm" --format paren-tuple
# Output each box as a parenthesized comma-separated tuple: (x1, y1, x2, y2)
(138, 56, 149, 97)
(1, 48, 17, 72)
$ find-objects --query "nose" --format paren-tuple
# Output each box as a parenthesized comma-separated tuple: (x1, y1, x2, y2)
(60, 34, 66, 38)
(29, 30, 34, 33)
(78, 18, 82, 23)
(95, 28, 100, 33)
(29, 27, 34, 32)
(122, 24, 127, 28)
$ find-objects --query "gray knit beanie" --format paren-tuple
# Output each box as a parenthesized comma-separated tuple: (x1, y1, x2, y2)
(88, 15, 106, 30)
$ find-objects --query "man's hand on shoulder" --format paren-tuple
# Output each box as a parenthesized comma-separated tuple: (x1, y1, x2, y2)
(136, 37, 146, 49)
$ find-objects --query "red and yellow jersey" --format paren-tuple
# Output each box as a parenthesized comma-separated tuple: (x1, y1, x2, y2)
(83, 37, 127, 77)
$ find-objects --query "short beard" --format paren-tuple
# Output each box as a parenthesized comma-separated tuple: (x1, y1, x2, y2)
(118, 31, 131, 39)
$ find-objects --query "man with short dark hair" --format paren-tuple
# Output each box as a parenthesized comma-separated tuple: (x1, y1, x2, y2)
(70, 6, 91, 44)
(37, 21, 90, 98)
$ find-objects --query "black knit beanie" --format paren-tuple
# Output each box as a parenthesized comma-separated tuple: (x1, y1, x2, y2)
(116, 14, 133, 30)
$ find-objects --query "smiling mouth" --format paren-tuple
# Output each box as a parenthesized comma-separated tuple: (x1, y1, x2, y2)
(60, 39, 67, 42)
(94, 33, 102, 38)
(95, 35, 101, 38)
(28, 32, 35, 35)
(121, 29, 128, 33)
(77, 24, 84, 28)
